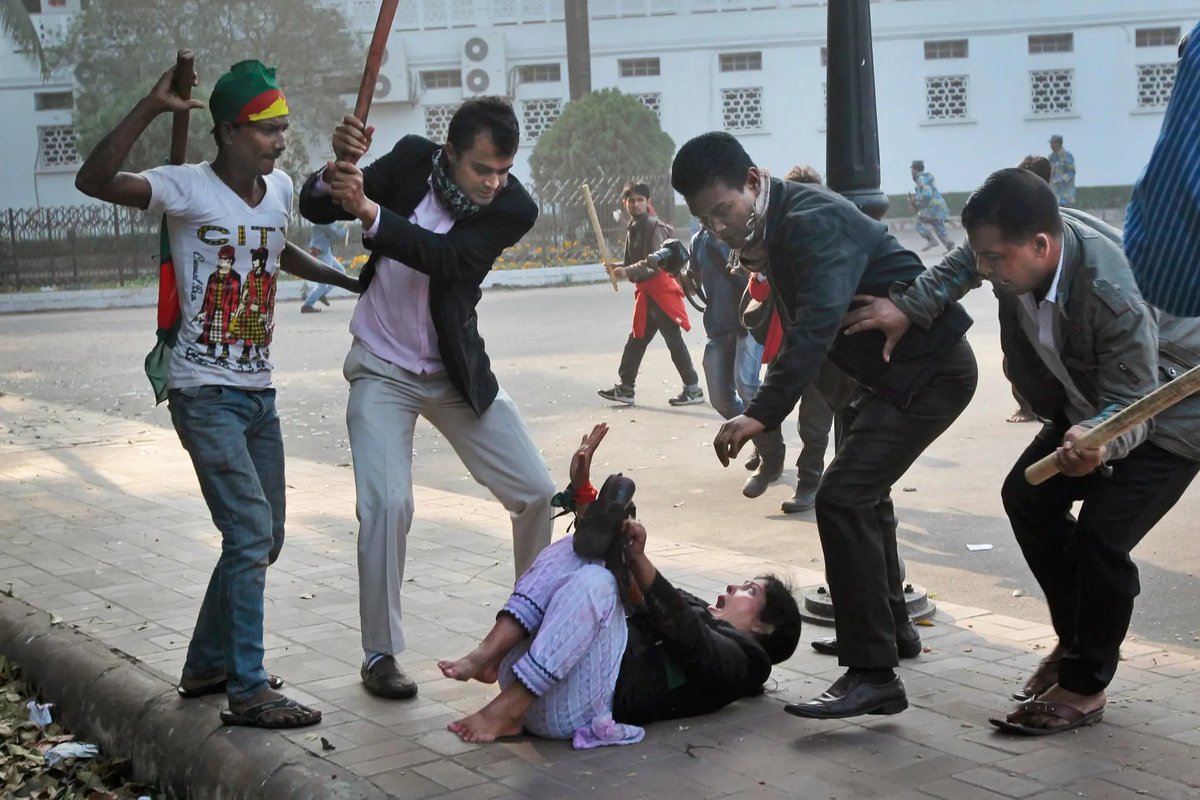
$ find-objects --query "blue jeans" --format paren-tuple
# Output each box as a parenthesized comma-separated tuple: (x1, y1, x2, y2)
(701, 331, 763, 420)
(168, 385, 286, 700)
(303, 255, 346, 308)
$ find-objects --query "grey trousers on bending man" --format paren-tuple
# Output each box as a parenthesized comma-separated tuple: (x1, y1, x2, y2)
(345, 342, 554, 662)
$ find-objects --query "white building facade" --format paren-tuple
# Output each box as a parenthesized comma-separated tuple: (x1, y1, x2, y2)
(1, 0, 1196, 210)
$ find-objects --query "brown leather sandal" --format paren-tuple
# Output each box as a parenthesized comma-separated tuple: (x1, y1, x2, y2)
(1012, 645, 1064, 701)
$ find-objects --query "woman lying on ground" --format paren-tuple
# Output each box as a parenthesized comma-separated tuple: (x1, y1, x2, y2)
(438, 423, 802, 744)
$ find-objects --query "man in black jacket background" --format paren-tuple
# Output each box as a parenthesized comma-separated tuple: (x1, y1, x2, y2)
(299, 97, 555, 701)
(672, 132, 978, 720)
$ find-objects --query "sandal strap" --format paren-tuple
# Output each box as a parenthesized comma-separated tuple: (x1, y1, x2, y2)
(1015, 699, 1087, 724)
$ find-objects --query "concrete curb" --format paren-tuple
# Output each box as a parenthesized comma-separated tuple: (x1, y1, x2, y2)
(0, 595, 389, 800)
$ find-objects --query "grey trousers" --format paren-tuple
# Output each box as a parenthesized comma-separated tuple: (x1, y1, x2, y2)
(344, 341, 555, 655)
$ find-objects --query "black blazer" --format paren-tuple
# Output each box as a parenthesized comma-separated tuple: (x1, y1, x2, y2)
(746, 178, 972, 426)
(298, 135, 538, 415)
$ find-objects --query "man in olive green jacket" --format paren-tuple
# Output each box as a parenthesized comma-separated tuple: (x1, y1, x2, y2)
(864, 167, 1200, 736)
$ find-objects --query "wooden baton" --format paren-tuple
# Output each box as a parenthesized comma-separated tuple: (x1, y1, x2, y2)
(1025, 363, 1200, 485)
(353, 0, 401, 132)
(169, 49, 195, 166)
(581, 183, 619, 291)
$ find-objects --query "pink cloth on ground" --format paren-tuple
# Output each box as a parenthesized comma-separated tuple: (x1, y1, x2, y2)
(571, 715, 645, 749)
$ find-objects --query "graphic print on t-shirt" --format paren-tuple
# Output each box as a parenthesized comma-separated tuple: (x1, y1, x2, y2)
(143, 162, 292, 390)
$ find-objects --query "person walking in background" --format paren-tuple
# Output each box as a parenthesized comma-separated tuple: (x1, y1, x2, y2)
(1048, 135, 1076, 207)
(300, 221, 348, 313)
(598, 182, 704, 407)
(909, 160, 954, 253)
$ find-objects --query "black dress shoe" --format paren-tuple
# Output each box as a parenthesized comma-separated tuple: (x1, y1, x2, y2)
(361, 656, 418, 699)
(811, 627, 923, 660)
(784, 671, 908, 719)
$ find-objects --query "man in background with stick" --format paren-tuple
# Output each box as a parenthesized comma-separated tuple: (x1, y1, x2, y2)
(299, 98, 555, 701)
(954, 169, 1200, 735)
(75, 59, 355, 729)
(597, 181, 704, 408)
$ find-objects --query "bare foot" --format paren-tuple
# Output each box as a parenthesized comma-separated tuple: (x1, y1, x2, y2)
(447, 707, 524, 743)
(1007, 409, 1037, 423)
(438, 651, 500, 684)
(447, 682, 536, 743)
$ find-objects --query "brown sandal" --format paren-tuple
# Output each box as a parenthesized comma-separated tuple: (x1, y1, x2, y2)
(990, 699, 1104, 736)
(1012, 646, 1064, 701)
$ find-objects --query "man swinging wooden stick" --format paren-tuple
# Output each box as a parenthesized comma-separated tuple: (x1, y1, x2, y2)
(75, 54, 358, 728)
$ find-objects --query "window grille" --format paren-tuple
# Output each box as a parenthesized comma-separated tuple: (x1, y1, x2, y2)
(1136, 27, 1181, 48)
(37, 125, 80, 168)
(420, 70, 462, 89)
(721, 87, 763, 131)
(424, 104, 457, 142)
(925, 75, 969, 120)
(1030, 69, 1074, 115)
(518, 64, 562, 83)
(521, 98, 563, 143)
(634, 92, 662, 119)
(1137, 63, 1176, 108)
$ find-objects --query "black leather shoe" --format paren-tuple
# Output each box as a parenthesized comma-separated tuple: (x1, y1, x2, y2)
(784, 671, 908, 719)
(573, 473, 636, 560)
(361, 656, 418, 700)
(811, 624, 923, 659)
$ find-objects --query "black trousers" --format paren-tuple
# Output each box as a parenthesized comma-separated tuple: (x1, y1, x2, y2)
(1002, 425, 1199, 695)
(816, 339, 979, 668)
(617, 300, 699, 388)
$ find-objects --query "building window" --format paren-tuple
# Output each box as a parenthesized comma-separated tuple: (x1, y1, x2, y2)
(419, 69, 462, 90)
(1137, 63, 1177, 108)
(1030, 69, 1074, 115)
(1136, 27, 1181, 48)
(924, 39, 968, 60)
(619, 57, 660, 77)
(37, 125, 80, 168)
(517, 63, 562, 83)
(521, 98, 563, 143)
(424, 104, 457, 142)
(925, 75, 969, 120)
(721, 87, 763, 131)
(719, 52, 762, 72)
(633, 92, 661, 119)
(1028, 33, 1073, 54)
(34, 91, 73, 111)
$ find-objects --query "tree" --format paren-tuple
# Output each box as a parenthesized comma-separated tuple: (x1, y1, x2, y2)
(2, 0, 47, 76)
(529, 88, 674, 192)
(54, 0, 362, 178)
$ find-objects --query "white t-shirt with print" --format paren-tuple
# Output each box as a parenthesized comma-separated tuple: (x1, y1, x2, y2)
(143, 162, 292, 390)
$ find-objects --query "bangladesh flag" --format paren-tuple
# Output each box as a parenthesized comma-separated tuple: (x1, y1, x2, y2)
(143, 217, 181, 404)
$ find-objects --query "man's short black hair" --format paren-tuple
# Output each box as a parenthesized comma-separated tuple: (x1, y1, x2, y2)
(671, 132, 753, 199)
(1017, 155, 1052, 183)
(754, 574, 802, 664)
(961, 167, 1062, 242)
(622, 182, 651, 201)
(447, 96, 520, 157)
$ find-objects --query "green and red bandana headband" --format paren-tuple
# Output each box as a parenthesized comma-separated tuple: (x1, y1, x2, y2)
(209, 60, 289, 126)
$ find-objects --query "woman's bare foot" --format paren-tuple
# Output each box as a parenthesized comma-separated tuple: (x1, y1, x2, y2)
(447, 683, 535, 743)
(1007, 408, 1037, 423)
(438, 650, 500, 684)
(439, 614, 525, 684)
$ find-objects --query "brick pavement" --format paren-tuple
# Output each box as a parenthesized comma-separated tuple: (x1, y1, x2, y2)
(2, 391, 1199, 799)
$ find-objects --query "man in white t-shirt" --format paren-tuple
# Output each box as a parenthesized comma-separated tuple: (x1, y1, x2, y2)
(75, 59, 357, 729)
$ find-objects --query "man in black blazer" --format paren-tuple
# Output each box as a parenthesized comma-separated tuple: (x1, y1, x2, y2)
(672, 132, 978, 720)
(299, 97, 555, 700)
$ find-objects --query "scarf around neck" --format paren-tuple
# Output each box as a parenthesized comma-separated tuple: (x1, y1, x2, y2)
(727, 169, 771, 274)
(430, 147, 483, 220)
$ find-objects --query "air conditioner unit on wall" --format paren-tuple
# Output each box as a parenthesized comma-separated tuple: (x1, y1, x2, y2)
(376, 41, 413, 104)
(461, 33, 507, 97)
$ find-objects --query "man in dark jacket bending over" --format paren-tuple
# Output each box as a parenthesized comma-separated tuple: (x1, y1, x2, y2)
(672, 132, 979, 719)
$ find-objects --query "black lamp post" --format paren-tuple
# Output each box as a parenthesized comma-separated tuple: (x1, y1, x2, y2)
(825, 0, 890, 220)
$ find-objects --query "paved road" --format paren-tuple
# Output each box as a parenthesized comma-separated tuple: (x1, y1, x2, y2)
(3, 237, 1199, 652)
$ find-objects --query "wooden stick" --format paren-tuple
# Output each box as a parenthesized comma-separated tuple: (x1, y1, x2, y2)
(169, 49, 195, 166)
(353, 0, 401, 132)
(581, 183, 618, 291)
(1025, 363, 1200, 485)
